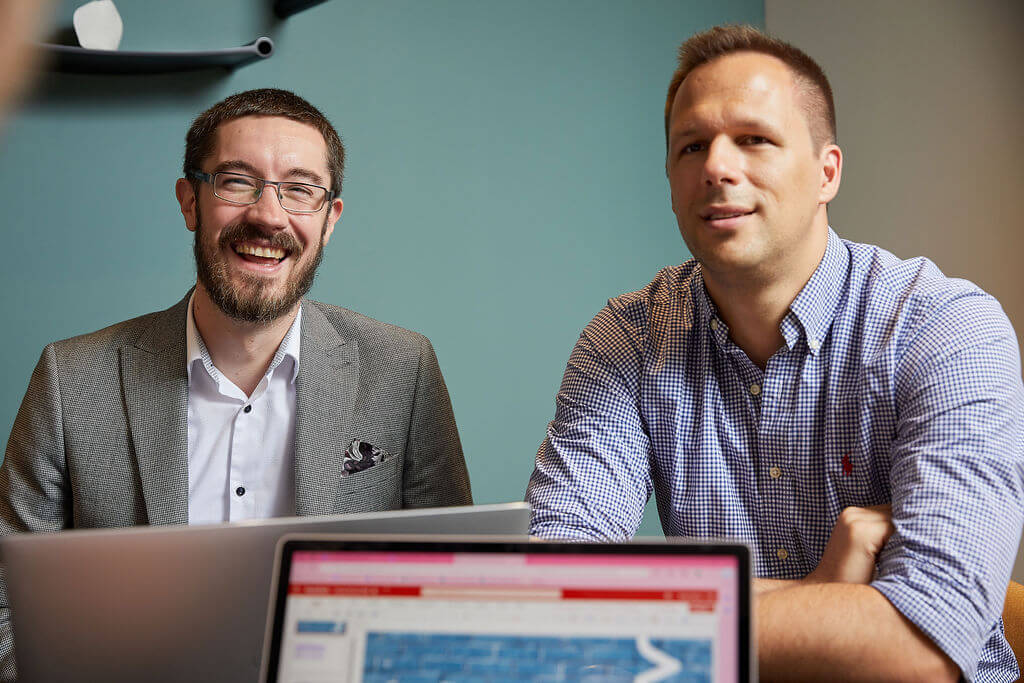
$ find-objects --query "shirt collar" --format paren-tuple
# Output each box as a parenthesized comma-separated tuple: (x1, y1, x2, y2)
(691, 267, 741, 354)
(186, 291, 302, 386)
(693, 227, 851, 356)
(784, 227, 850, 355)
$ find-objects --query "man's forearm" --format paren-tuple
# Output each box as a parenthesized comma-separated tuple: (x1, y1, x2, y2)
(756, 581, 959, 682)
(753, 578, 796, 596)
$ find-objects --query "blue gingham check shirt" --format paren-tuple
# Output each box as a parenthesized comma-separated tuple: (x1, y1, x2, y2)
(527, 229, 1024, 681)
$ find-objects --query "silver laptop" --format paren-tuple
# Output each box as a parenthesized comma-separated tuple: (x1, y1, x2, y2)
(0, 502, 530, 683)
(261, 534, 753, 682)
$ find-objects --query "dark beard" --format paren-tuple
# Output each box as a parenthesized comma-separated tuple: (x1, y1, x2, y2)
(193, 219, 325, 324)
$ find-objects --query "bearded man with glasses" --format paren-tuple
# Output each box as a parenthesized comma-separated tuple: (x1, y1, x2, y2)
(0, 88, 471, 680)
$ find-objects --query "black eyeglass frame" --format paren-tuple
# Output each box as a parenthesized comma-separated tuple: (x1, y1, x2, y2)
(187, 169, 335, 214)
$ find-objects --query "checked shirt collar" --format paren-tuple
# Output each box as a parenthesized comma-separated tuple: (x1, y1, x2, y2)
(693, 227, 851, 358)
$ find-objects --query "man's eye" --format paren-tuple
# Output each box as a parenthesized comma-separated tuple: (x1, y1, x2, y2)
(680, 142, 705, 155)
(743, 136, 770, 145)
(222, 176, 257, 190)
(282, 184, 315, 199)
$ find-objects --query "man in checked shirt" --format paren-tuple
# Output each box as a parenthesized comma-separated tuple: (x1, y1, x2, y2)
(526, 25, 1024, 681)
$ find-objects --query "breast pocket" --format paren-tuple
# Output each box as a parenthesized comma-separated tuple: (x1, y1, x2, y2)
(828, 449, 888, 511)
(334, 451, 403, 513)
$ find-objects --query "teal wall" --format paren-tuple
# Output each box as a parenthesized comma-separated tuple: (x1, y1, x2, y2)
(0, 0, 763, 535)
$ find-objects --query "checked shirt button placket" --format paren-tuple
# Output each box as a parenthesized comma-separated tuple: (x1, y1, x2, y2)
(757, 381, 788, 568)
(769, 459, 787, 565)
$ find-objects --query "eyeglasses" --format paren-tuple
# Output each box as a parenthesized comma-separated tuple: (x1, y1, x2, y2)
(188, 170, 333, 214)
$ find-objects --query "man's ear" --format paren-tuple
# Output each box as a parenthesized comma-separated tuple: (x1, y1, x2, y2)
(322, 197, 343, 246)
(175, 178, 198, 231)
(819, 144, 842, 204)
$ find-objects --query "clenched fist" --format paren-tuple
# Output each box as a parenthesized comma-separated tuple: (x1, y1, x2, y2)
(807, 504, 895, 585)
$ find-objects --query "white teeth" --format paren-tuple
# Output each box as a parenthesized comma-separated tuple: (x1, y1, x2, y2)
(236, 244, 286, 259)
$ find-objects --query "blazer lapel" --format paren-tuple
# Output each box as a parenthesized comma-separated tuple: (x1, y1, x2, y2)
(294, 301, 359, 516)
(122, 295, 190, 525)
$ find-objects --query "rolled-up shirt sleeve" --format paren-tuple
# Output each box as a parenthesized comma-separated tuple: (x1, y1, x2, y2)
(527, 300, 653, 541)
(873, 294, 1024, 681)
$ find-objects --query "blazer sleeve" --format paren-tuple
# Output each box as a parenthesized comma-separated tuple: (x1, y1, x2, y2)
(0, 344, 73, 681)
(400, 335, 472, 508)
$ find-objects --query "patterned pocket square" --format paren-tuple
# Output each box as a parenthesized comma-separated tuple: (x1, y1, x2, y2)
(341, 439, 391, 477)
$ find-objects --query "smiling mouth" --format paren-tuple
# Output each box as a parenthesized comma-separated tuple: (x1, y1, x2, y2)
(701, 208, 755, 221)
(233, 242, 288, 264)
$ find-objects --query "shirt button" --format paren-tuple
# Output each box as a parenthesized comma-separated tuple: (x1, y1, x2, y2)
(235, 486, 246, 497)
(749, 383, 761, 396)
(709, 318, 719, 331)
(808, 338, 820, 351)
(769, 466, 782, 479)
(243, 404, 252, 413)
(776, 548, 789, 561)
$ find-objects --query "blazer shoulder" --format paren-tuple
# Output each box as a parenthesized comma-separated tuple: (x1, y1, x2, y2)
(304, 300, 430, 357)
(47, 296, 188, 367)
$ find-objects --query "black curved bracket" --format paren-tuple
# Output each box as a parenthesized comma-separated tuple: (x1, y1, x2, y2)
(41, 36, 275, 75)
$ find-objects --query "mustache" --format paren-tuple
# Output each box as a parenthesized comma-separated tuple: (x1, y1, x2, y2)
(218, 222, 303, 256)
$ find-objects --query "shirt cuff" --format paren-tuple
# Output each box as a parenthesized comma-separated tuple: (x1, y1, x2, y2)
(871, 557, 998, 681)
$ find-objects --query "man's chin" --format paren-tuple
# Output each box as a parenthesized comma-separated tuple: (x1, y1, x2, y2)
(201, 278, 297, 324)
(691, 239, 774, 279)
(221, 296, 297, 324)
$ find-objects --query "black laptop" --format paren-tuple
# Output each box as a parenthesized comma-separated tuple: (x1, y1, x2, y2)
(261, 535, 752, 682)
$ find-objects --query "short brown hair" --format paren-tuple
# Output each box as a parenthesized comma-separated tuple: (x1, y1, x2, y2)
(664, 25, 836, 151)
(184, 88, 345, 195)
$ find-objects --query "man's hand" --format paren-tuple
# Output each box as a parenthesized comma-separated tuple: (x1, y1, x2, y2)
(754, 504, 894, 596)
(807, 504, 894, 585)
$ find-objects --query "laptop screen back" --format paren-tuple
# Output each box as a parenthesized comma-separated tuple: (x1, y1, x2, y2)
(263, 538, 750, 683)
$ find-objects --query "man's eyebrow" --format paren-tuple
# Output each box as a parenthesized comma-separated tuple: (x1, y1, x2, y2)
(213, 160, 261, 176)
(731, 118, 782, 136)
(282, 167, 327, 186)
(670, 118, 781, 141)
(672, 126, 699, 140)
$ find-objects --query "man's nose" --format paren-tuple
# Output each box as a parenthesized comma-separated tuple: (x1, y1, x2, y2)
(702, 137, 742, 186)
(245, 185, 290, 230)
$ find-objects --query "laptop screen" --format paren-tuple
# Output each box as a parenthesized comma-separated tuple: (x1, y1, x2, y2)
(263, 539, 750, 683)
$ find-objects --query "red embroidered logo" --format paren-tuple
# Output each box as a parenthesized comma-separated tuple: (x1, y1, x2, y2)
(842, 452, 853, 476)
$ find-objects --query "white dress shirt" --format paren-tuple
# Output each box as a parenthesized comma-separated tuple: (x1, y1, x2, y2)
(185, 294, 300, 524)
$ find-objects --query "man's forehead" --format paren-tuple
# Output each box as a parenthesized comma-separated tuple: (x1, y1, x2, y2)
(670, 52, 801, 128)
(212, 115, 325, 145)
(210, 115, 329, 169)
(680, 52, 796, 104)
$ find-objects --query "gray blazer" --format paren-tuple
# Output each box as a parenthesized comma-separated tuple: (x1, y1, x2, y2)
(0, 294, 471, 678)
